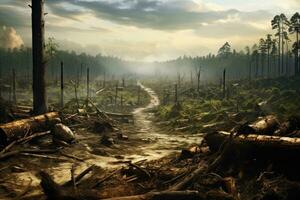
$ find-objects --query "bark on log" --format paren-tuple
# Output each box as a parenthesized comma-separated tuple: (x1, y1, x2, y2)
(236, 115, 279, 136)
(0, 112, 60, 144)
(205, 131, 300, 164)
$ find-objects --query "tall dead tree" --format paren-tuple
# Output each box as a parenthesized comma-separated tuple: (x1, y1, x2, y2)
(137, 85, 141, 105)
(115, 82, 118, 108)
(12, 68, 17, 105)
(32, 0, 47, 114)
(196, 66, 201, 92)
(174, 84, 178, 104)
(222, 69, 226, 99)
(0, 66, 2, 98)
(86, 67, 90, 99)
(103, 70, 106, 88)
(60, 61, 64, 108)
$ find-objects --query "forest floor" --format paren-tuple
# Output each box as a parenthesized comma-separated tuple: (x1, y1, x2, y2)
(0, 82, 203, 199)
(1, 77, 300, 200)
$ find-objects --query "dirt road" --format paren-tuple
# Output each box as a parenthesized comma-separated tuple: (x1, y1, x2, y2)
(1, 82, 202, 198)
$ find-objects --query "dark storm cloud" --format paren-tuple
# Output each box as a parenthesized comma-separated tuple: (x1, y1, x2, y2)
(45, 0, 271, 30)
(0, 0, 272, 32)
(0, 5, 29, 27)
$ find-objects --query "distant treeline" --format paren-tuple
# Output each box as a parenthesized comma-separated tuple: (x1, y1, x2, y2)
(0, 47, 132, 83)
(157, 12, 300, 82)
(0, 12, 299, 83)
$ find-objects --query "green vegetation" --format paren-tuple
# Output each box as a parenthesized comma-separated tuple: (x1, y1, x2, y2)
(149, 76, 300, 133)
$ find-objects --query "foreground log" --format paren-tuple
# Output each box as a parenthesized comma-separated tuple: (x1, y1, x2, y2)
(205, 130, 300, 169)
(0, 112, 60, 144)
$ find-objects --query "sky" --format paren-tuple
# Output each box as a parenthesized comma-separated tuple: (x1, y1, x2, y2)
(0, 0, 299, 61)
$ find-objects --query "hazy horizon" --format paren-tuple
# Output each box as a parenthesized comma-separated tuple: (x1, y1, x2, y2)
(0, 0, 300, 62)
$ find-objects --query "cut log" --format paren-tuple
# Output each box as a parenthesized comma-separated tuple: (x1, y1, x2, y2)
(236, 115, 279, 136)
(205, 131, 300, 152)
(205, 131, 300, 166)
(53, 123, 75, 143)
(0, 112, 60, 145)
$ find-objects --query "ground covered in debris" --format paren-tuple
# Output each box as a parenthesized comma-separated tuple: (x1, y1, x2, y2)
(1, 78, 300, 200)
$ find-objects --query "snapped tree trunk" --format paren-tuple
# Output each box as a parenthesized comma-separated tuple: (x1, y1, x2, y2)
(0, 112, 59, 145)
(32, 0, 47, 114)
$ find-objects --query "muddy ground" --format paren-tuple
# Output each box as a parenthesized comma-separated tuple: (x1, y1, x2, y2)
(0, 82, 203, 199)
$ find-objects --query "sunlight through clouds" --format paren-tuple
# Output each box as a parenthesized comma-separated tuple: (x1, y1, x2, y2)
(0, 0, 299, 61)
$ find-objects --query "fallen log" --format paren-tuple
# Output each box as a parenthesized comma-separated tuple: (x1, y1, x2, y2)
(205, 131, 300, 152)
(205, 131, 300, 166)
(236, 115, 279, 136)
(0, 112, 60, 145)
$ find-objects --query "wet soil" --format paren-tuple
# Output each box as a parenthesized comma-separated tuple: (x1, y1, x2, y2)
(0, 82, 203, 198)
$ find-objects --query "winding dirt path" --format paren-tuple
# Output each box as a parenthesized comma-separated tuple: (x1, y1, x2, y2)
(3, 83, 203, 197)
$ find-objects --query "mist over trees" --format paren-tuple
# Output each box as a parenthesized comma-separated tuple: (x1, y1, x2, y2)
(0, 12, 299, 84)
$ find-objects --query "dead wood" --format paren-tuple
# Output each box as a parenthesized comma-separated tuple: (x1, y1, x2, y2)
(0, 131, 51, 154)
(20, 153, 70, 161)
(100, 190, 203, 200)
(169, 161, 206, 191)
(0, 148, 60, 160)
(236, 115, 279, 136)
(53, 123, 75, 143)
(0, 112, 60, 145)
(128, 162, 151, 179)
(92, 168, 121, 188)
(63, 165, 95, 187)
(205, 131, 300, 152)
(60, 152, 84, 162)
(88, 99, 114, 123)
(223, 177, 240, 200)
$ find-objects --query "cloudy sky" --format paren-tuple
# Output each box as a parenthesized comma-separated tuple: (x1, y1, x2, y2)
(0, 0, 299, 61)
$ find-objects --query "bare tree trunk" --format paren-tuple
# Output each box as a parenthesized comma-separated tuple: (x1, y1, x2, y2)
(12, 68, 17, 105)
(60, 61, 64, 108)
(281, 35, 284, 75)
(174, 84, 178, 104)
(103, 70, 106, 87)
(137, 85, 141, 105)
(222, 69, 226, 99)
(0, 66, 2, 98)
(32, 0, 47, 114)
(197, 67, 201, 92)
(249, 61, 252, 81)
(296, 32, 299, 76)
(86, 67, 90, 100)
(115, 82, 118, 108)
